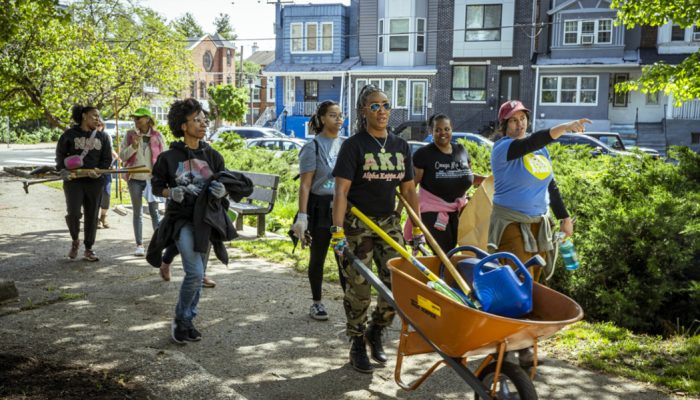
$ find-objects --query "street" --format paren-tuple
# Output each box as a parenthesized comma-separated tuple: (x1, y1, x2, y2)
(0, 143, 56, 167)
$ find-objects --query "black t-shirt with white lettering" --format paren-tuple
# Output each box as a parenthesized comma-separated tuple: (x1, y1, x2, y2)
(333, 131, 414, 217)
(413, 143, 473, 202)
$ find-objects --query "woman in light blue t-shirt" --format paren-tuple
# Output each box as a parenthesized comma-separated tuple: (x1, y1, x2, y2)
(291, 100, 346, 321)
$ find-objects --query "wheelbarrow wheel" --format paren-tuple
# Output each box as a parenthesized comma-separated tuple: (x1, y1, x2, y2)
(474, 361, 537, 400)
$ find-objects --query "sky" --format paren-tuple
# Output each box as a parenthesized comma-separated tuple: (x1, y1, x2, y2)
(141, 0, 351, 54)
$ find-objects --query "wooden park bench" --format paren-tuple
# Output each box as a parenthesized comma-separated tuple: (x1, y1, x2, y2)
(229, 170, 280, 237)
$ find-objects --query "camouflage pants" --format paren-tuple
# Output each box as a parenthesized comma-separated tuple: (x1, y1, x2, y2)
(341, 212, 403, 337)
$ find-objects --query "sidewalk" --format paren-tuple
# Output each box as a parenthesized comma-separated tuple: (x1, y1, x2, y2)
(0, 171, 684, 399)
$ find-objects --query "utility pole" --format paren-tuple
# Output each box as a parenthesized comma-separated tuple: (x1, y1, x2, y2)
(238, 45, 244, 88)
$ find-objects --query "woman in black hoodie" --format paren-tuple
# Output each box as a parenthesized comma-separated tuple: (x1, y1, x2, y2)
(55, 105, 113, 261)
(151, 98, 228, 344)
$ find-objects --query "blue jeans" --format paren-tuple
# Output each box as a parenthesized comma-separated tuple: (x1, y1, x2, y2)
(175, 224, 209, 322)
(127, 179, 160, 245)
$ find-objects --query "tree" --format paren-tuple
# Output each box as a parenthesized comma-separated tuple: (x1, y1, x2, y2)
(611, 0, 700, 104)
(213, 13, 236, 40)
(171, 12, 204, 38)
(0, 0, 191, 127)
(207, 84, 249, 129)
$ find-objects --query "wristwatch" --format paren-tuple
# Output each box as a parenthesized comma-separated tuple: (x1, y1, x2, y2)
(330, 225, 344, 234)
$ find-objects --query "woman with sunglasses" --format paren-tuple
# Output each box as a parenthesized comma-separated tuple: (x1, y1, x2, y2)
(407, 113, 486, 253)
(292, 100, 347, 321)
(150, 98, 231, 344)
(330, 85, 422, 373)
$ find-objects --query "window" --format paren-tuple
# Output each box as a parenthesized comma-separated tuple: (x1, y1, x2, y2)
(203, 51, 213, 71)
(199, 81, 206, 99)
(369, 79, 381, 88)
(378, 20, 384, 52)
(597, 19, 612, 43)
(226, 76, 232, 85)
(646, 91, 659, 105)
(452, 65, 487, 101)
(612, 73, 629, 107)
(389, 19, 410, 51)
(671, 24, 685, 41)
(691, 132, 700, 144)
(355, 79, 367, 101)
(412, 81, 426, 115)
(563, 19, 613, 45)
(465, 5, 501, 41)
(540, 75, 598, 105)
(226, 49, 232, 67)
(304, 80, 318, 102)
(321, 22, 333, 51)
(190, 80, 196, 98)
(694, 26, 700, 41)
(253, 87, 261, 102)
(291, 23, 303, 52)
(268, 79, 275, 101)
(396, 79, 408, 108)
(383, 79, 394, 105)
(306, 23, 318, 52)
(416, 18, 425, 52)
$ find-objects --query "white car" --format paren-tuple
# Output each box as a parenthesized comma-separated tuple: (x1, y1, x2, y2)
(103, 120, 134, 140)
(209, 126, 287, 142)
(244, 137, 307, 151)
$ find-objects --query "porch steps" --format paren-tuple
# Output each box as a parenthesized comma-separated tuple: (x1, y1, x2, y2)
(636, 123, 666, 155)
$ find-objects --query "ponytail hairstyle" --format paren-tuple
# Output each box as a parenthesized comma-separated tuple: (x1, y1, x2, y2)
(354, 84, 385, 134)
(308, 100, 339, 134)
(71, 105, 98, 126)
(427, 113, 451, 132)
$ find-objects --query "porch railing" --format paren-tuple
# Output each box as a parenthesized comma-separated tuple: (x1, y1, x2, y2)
(273, 106, 291, 132)
(290, 101, 321, 116)
(254, 107, 275, 127)
(672, 99, 700, 120)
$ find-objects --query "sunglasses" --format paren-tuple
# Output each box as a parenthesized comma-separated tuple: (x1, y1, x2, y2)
(366, 103, 391, 112)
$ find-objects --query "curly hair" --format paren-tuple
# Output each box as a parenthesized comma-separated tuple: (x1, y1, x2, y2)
(354, 84, 386, 134)
(167, 98, 203, 138)
(308, 100, 339, 134)
(71, 105, 98, 126)
(427, 113, 451, 131)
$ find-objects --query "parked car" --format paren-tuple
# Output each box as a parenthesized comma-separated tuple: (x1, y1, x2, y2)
(244, 137, 306, 152)
(209, 126, 287, 142)
(407, 140, 427, 154)
(551, 133, 638, 157)
(585, 132, 661, 158)
(103, 120, 133, 140)
(423, 132, 493, 147)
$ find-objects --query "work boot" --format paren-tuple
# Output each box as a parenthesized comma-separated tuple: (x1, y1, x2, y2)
(349, 336, 373, 373)
(364, 323, 387, 363)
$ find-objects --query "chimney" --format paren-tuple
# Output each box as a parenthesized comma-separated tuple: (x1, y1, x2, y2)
(252, 42, 259, 53)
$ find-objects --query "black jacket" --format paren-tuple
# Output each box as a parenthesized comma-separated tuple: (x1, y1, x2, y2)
(55, 126, 112, 172)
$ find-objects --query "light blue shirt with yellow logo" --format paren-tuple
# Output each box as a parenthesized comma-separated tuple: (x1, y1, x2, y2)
(491, 136, 553, 217)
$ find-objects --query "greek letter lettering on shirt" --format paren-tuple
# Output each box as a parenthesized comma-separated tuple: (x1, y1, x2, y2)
(523, 153, 552, 180)
(362, 151, 406, 181)
(74, 136, 102, 151)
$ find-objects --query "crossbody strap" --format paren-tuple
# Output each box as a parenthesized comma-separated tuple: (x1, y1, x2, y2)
(79, 130, 98, 160)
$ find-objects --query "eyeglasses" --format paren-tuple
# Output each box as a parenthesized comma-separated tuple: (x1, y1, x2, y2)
(189, 117, 209, 125)
(366, 103, 391, 112)
(326, 113, 344, 120)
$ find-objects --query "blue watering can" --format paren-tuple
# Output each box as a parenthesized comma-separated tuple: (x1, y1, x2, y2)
(441, 246, 534, 318)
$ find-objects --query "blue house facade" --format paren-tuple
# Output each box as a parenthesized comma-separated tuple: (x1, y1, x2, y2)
(264, 1, 359, 138)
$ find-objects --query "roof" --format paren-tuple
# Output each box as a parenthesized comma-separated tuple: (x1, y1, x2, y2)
(264, 56, 361, 75)
(639, 48, 691, 65)
(246, 51, 276, 66)
(187, 33, 236, 51)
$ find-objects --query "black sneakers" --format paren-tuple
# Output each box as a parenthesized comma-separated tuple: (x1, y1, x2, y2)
(349, 336, 373, 373)
(171, 319, 202, 344)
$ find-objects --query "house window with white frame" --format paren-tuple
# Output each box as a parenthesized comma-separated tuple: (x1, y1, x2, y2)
(540, 75, 598, 105)
(452, 65, 487, 101)
(290, 22, 333, 53)
(356, 79, 367, 101)
(416, 18, 425, 52)
(396, 79, 408, 108)
(389, 19, 410, 51)
(465, 5, 502, 41)
(383, 79, 394, 105)
(378, 20, 384, 52)
(291, 23, 303, 52)
(671, 24, 685, 41)
(563, 19, 613, 45)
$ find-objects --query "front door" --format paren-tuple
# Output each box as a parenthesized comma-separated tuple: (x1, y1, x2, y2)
(304, 80, 319, 115)
(410, 80, 427, 120)
(499, 71, 520, 104)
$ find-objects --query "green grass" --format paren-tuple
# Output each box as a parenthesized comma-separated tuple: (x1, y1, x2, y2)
(546, 321, 700, 395)
(44, 178, 133, 204)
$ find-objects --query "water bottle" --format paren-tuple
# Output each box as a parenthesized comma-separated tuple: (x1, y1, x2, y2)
(558, 235, 580, 271)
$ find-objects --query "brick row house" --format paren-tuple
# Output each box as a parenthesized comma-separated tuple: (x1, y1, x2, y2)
(245, 49, 276, 126)
(265, 0, 699, 152)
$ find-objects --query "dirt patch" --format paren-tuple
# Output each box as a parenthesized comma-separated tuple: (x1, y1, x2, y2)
(0, 353, 151, 399)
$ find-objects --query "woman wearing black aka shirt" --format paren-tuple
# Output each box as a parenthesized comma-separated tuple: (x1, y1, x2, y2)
(331, 85, 422, 373)
(56, 105, 113, 261)
(410, 113, 486, 253)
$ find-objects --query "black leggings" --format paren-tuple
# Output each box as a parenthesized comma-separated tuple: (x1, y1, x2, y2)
(63, 177, 104, 250)
(307, 194, 346, 301)
(421, 210, 460, 254)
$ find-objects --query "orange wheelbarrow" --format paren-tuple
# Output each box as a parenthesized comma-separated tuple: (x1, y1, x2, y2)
(344, 248, 583, 399)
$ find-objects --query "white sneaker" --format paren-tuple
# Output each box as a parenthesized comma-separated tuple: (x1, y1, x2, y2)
(134, 245, 145, 257)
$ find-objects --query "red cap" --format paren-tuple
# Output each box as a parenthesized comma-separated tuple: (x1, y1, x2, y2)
(498, 100, 530, 122)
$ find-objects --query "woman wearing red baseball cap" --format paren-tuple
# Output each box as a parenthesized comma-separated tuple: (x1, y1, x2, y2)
(488, 99, 590, 367)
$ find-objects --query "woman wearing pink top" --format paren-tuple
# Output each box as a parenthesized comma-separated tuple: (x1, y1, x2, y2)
(409, 113, 486, 253)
